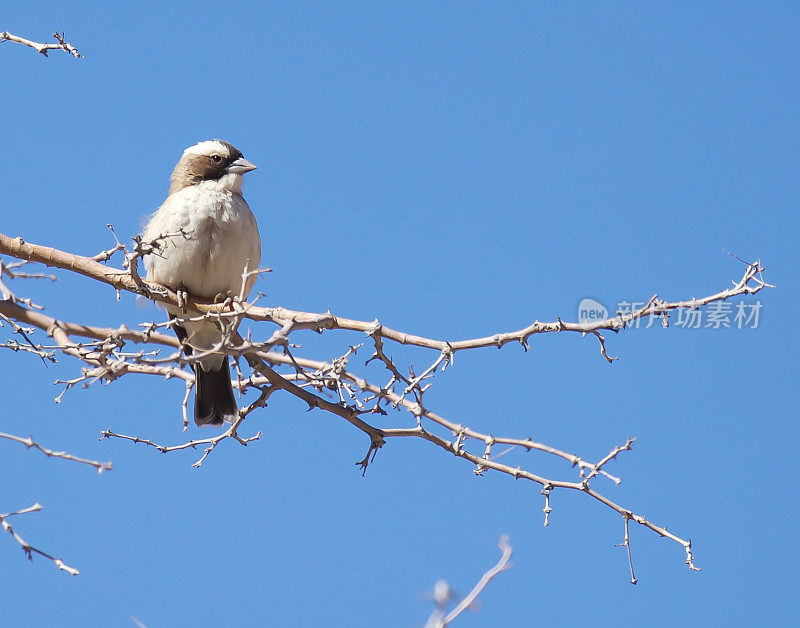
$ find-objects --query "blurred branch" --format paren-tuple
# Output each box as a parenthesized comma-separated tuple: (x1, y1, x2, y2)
(0, 30, 82, 58)
(426, 536, 513, 627)
(0, 504, 79, 576)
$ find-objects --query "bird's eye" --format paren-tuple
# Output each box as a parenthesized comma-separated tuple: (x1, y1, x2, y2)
(210, 154, 222, 163)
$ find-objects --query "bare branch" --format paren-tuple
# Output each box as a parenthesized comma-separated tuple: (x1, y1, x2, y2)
(0, 232, 772, 359)
(251, 350, 697, 572)
(100, 424, 262, 468)
(1, 231, 760, 578)
(0, 30, 82, 58)
(0, 268, 707, 573)
(0, 504, 79, 575)
(100, 383, 269, 467)
(616, 515, 638, 585)
(426, 535, 513, 627)
(0, 431, 111, 473)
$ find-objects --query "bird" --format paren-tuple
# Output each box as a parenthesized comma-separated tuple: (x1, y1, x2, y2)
(143, 140, 261, 427)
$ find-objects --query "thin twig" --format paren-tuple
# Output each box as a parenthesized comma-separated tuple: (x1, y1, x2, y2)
(0, 504, 79, 575)
(426, 535, 513, 627)
(0, 431, 111, 473)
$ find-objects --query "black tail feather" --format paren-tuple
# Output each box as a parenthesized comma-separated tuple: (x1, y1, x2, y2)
(194, 360, 238, 427)
(170, 315, 237, 427)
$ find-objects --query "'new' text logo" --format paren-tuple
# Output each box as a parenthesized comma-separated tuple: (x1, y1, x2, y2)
(578, 298, 608, 325)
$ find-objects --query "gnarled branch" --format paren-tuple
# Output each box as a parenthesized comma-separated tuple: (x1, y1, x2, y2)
(1, 30, 82, 58)
(0, 229, 773, 579)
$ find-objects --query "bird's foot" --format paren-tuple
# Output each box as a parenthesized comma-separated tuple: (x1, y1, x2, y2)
(176, 287, 189, 313)
(213, 293, 235, 311)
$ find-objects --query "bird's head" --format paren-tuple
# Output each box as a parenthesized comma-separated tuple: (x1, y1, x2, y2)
(169, 139, 256, 195)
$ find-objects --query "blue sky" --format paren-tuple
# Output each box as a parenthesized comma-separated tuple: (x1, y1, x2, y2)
(1, 2, 797, 626)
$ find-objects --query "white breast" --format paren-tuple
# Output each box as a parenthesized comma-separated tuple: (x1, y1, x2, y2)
(144, 179, 262, 300)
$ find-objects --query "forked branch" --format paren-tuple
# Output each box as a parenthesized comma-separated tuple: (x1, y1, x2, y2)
(0, 504, 79, 576)
(1, 30, 82, 58)
(0, 229, 772, 579)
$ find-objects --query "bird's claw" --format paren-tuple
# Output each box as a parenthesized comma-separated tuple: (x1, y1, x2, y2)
(213, 293, 235, 311)
(177, 288, 188, 313)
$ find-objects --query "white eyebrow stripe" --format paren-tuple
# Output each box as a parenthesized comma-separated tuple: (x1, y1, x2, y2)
(183, 140, 228, 157)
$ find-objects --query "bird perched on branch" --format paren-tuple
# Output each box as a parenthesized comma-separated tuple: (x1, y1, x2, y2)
(143, 140, 261, 426)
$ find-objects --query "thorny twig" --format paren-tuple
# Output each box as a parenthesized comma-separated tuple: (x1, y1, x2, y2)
(0, 504, 79, 575)
(0, 234, 774, 363)
(0, 431, 111, 473)
(100, 383, 269, 467)
(0, 232, 772, 579)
